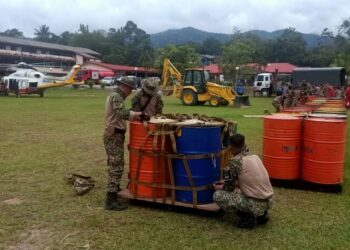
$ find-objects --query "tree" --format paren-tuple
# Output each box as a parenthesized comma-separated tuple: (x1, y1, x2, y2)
(101, 27, 126, 64)
(34, 25, 52, 42)
(139, 50, 154, 69)
(102, 21, 154, 66)
(197, 38, 222, 55)
(121, 21, 154, 66)
(221, 33, 267, 79)
(302, 27, 335, 67)
(332, 53, 350, 72)
(59, 31, 74, 45)
(156, 44, 200, 73)
(268, 28, 307, 65)
(338, 18, 350, 38)
(332, 17, 350, 72)
(70, 24, 111, 57)
(221, 41, 254, 80)
(0, 28, 24, 38)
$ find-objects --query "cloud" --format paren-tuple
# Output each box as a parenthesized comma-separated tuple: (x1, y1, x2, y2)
(0, 0, 349, 37)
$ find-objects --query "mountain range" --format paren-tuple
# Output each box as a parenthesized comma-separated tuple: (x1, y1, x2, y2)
(150, 27, 321, 48)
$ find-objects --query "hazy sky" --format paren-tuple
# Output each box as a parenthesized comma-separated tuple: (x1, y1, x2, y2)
(0, 0, 349, 37)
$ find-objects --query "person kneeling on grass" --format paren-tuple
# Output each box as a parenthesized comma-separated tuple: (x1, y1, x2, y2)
(213, 134, 274, 229)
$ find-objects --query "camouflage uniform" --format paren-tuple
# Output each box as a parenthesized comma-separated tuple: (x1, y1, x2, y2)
(213, 150, 272, 217)
(104, 88, 132, 193)
(300, 82, 313, 104)
(131, 90, 163, 115)
(283, 87, 294, 108)
(272, 95, 284, 112)
(131, 77, 163, 116)
(292, 89, 301, 106)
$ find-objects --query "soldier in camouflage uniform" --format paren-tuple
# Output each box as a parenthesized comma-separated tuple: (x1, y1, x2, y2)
(272, 95, 285, 112)
(213, 134, 273, 229)
(131, 77, 163, 116)
(104, 77, 143, 211)
(283, 84, 294, 108)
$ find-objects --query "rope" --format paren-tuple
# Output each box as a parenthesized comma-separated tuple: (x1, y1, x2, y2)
(128, 115, 237, 208)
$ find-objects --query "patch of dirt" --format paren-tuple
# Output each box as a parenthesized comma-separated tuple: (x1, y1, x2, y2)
(8, 228, 54, 250)
(2, 198, 23, 205)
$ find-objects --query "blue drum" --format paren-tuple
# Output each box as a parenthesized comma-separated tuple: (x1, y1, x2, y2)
(173, 126, 221, 204)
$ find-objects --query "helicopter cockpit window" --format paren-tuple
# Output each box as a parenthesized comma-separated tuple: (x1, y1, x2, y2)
(34, 74, 41, 78)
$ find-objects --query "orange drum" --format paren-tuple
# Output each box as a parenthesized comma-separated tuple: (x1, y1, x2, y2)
(307, 95, 317, 102)
(302, 118, 347, 184)
(263, 115, 303, 179)
(129, 121, 169, 198)
(282, 106, 313, 114)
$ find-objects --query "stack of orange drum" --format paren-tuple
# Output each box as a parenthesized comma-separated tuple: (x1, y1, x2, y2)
(263, 114, 347, 186)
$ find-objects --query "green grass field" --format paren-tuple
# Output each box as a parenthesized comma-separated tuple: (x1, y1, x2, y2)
(0, 87, 349, 249)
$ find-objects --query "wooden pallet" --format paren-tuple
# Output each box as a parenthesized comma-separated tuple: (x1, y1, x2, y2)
(118, 189, 221, 212)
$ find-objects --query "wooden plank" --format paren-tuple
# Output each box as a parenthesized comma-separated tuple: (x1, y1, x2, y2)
(118, 189, 221, 212)
(242, 115, 266, 118)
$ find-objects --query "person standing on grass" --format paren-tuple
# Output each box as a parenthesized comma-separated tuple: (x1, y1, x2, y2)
(272, 95, 284, 112)
(345, 83, 350, 109)
(104, 77, 143, 211)
(0, 78, 7, 96)
(131, 77, 163, 116)
(213, 134, 274, 229)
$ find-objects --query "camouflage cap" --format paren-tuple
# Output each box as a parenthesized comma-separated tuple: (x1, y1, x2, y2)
(65, 173, 95, 195)
(117, 76, 137, 89)
(141, 77, 160, 95)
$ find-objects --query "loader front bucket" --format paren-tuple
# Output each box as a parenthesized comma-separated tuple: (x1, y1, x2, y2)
(233, 95, 251, 108)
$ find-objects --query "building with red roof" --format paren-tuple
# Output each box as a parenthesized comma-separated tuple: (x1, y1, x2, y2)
(204, 64, 222, 74)
(82, 61, 159, 77)
(263, 63, 296, 74)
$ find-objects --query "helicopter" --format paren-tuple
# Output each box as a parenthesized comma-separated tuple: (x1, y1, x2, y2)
(1, 63, 81, 97)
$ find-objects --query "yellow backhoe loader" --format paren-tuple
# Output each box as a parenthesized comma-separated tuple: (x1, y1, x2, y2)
(161, 58, 250, 107)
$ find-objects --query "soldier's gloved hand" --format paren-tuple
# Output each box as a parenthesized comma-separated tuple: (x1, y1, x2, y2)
(213, 181, 224, 191)
(133, 112, 143, 120)
(140, 112, 151, 121)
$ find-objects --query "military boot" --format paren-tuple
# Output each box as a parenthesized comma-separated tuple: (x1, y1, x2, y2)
(257, 211, 270, 225)
(104, 192, 128, 211)
(235, 210, 257, 230)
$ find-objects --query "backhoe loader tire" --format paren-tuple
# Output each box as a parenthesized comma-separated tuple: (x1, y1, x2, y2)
(181, 89, 197, 106)
(220, 100, 229, 106)
(209, 96, 220, 107)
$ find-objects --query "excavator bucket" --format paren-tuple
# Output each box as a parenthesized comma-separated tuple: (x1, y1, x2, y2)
(233, 95, 251, 108)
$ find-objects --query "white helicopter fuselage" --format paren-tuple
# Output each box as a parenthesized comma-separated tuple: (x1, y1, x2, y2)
(1, 65, 80, 97)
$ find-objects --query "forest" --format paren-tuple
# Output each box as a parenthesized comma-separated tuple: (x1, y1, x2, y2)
(1, 18, 350, 77)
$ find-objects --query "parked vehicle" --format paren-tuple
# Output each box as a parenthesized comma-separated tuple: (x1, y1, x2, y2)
(253, 73, 292, 96)
(292, 67, 346, 87)
(2, 64, 80, 97)
(253, 73, 273, 96)
(99, 76, 115, 86)
(75, 69, 115, 85)
(161, 58, 250, 107)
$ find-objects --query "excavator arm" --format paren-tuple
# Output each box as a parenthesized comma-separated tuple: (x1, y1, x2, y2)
(161, 58, 183, 96)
